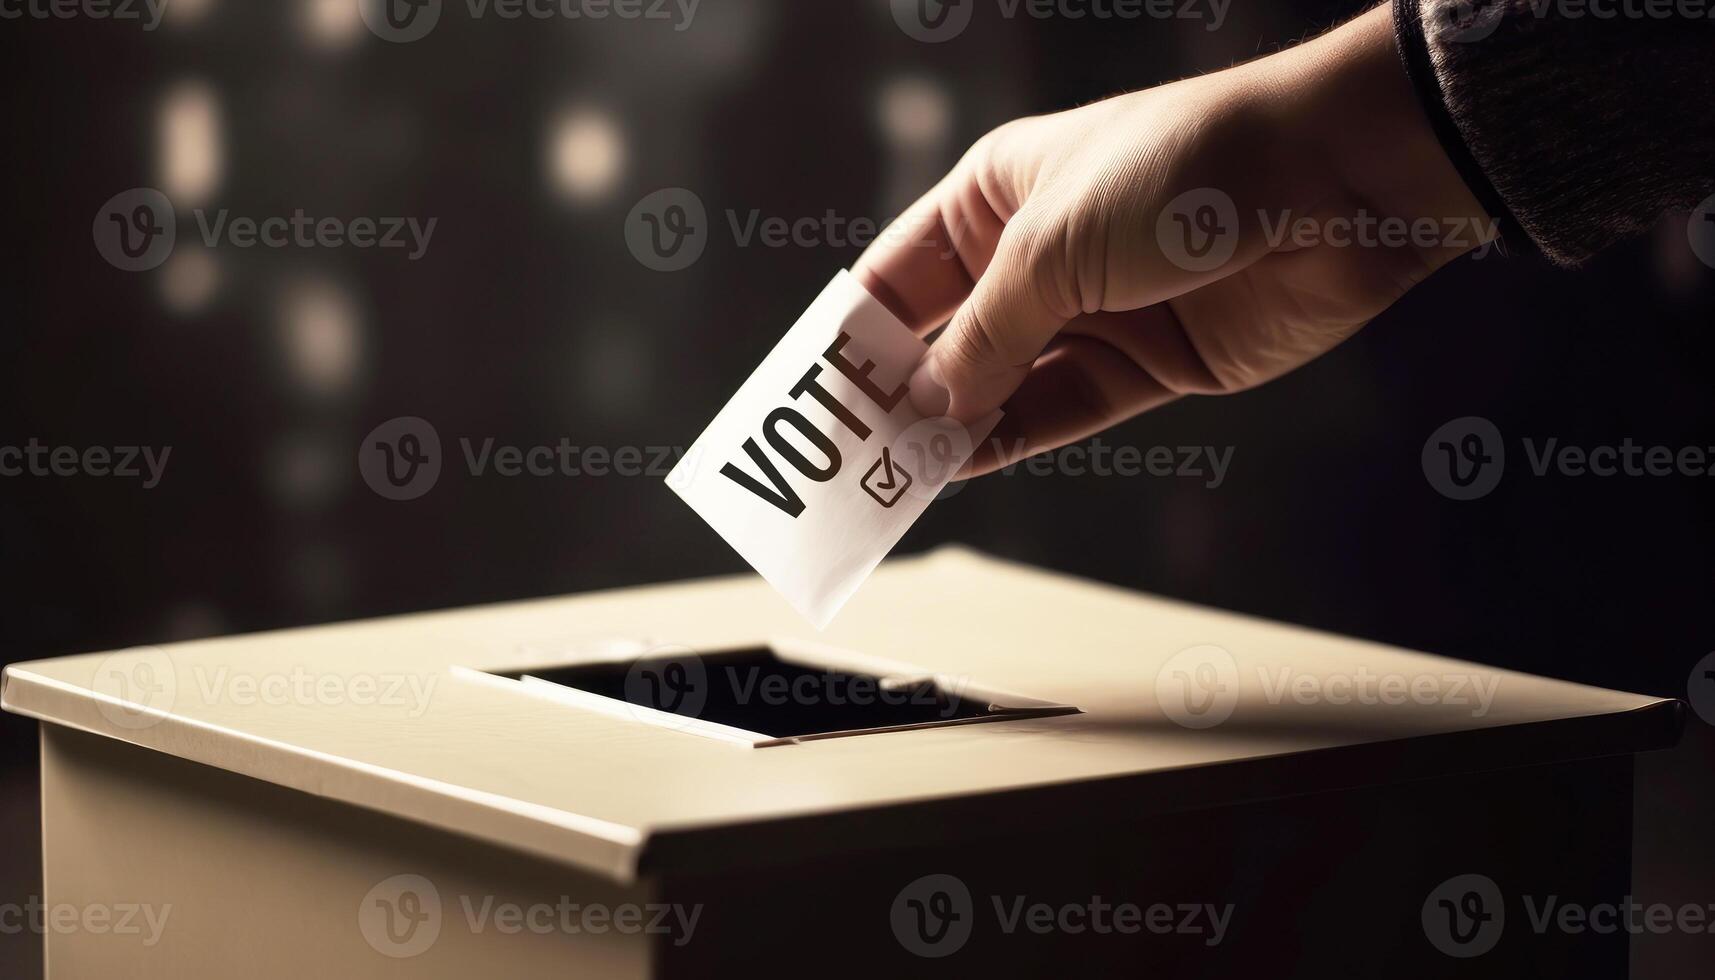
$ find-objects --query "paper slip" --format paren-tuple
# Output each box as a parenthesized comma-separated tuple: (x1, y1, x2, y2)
(666, 270, 1002, 628)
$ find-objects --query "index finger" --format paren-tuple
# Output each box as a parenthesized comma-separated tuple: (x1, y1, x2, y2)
(852, 179, 1004, 337)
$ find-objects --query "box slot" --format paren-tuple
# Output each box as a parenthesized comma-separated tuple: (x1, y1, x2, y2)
(480, 642, 1079, 745)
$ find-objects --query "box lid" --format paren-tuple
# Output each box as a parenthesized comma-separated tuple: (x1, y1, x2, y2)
(2, 548, 1681, 883)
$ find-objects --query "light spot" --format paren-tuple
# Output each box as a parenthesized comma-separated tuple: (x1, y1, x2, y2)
(160, 246, 220, 314)
(269, 432, 342, 509)
(548, 107, 625, 203)
(164, 601, 226, 641)
(302, 0, 364, 49)
(279, 278, 364, 399)
(164, 0, 217, 27)
(159, 80, 224, 207)
(574, 324, 650, 416)
(877, 76, 953, 151)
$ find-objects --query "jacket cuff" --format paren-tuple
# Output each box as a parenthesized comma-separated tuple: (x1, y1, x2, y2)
(1397, 0, 1715, 265)
(1393, 0, 1520, 256)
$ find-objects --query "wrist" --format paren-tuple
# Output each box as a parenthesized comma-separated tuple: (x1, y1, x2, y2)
(1278, 4, 1494, 265)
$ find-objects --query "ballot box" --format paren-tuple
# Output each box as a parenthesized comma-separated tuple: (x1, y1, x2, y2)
(2, 548, 1682, 978)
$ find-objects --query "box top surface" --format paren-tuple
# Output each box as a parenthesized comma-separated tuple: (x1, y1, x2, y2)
(3, 548, 1679, 882)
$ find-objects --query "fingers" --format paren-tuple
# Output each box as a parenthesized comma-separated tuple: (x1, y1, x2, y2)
(957, 245, 1392, 477)
(909, 209, 1076, 423)
(852, 175, 1008, 337)
(910, 177, 1281, 425)
(960, 319, 1181, 476)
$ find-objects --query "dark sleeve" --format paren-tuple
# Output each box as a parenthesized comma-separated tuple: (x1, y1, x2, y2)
(1393, 0, 1715, 265)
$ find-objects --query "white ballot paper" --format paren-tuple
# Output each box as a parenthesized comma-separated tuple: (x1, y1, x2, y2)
(667, 270, 1002, 628)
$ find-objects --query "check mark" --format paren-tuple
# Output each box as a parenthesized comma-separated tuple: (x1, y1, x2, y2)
(875, 448, 899, 489)
(860, 448, 913, 508)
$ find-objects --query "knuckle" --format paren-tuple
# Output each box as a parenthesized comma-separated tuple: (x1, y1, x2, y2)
(962, 116, 1037, 178)
(976, 117, 1028, 154)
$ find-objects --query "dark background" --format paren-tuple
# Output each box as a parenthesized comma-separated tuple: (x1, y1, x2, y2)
(3, 1, 1711, 976)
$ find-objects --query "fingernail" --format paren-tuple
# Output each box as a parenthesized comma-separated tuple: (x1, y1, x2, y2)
(908, 356, 951, 417)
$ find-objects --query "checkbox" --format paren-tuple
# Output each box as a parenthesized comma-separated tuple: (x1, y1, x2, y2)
(861, 448, 913, 508)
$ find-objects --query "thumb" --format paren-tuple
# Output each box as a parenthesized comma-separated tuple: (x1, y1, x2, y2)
(908, 217, 1072, 424)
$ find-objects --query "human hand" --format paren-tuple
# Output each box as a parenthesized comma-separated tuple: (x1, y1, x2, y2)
(855, 5, 1494, 476)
